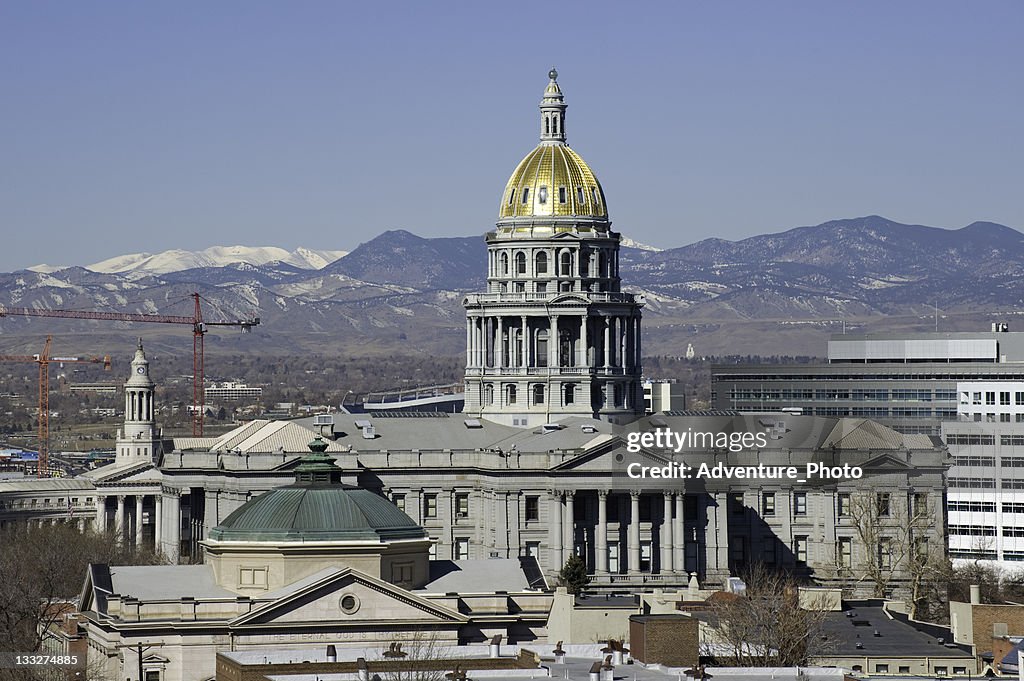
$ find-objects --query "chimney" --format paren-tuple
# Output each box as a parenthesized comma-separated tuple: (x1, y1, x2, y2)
(971, 584, 981, 605)
(327, 645, 337, 663)
(357, 657, 369, 681)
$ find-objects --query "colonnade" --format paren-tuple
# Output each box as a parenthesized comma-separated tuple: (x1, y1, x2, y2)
(547, 490, 729, 577)
(94, 491, 180, 555)
(465, 313, 641, 371)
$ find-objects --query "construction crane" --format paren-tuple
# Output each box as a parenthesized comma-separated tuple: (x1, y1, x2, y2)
(0, 293, 260, 436)
(0, 336, 111, 477)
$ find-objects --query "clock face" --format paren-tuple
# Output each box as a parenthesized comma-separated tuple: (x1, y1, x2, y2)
(137, 366, 146, 375)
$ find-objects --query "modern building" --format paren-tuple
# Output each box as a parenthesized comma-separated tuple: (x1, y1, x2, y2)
(712, 327, 1024, 435)
(943, 381, 1024, 567)
(643, 379, 686, 414)
(204, 381, 263, 402)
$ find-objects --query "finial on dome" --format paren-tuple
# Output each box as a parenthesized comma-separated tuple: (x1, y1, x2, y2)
(137, 337, 144, 350)
(549, 67, 558, 81)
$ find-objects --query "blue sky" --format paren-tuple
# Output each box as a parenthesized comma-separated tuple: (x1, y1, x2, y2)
(1, 1, 1021, 270)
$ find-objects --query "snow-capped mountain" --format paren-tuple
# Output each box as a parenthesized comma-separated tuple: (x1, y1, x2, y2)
(84, 246, 347, 275)
(620, 237, 662, 252)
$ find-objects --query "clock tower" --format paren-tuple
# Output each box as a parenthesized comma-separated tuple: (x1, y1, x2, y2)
(116, 339, 161, 464)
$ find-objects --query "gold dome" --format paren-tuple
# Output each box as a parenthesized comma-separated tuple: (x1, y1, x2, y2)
(498, 69, 608, 221)
(499, 144, 607, 219)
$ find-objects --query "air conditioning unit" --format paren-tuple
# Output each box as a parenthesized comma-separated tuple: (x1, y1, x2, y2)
(361, 425, 376, 439)
(313, 414, 334, 426)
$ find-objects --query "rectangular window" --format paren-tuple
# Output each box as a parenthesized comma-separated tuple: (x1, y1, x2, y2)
(878, 537, 893, 569)
(898, 667, 911, 675)
(875, 665, 889, 674)
(525, 495, 539, 522)
(536, 282, 547, 294)
(392, 493, 406, 513)
(794, 492, 807, 516)
(525, 541, 540, 557)
(761, 492, 775, 517)
(145, 672, 160, 681)
(558, 186, 567, 203)
(521, 188, 530, 204)
(794, 536, 808, 563)
(455, 538, 470, 560)
(877, 493, 891, 517)
(455, 493, 469, 518)
(1016, 392, 1024, 405)
(838, 537, 852, 568)
(913, 493, 928, 517)
(838, 493, 850, 517)
(1002, 392, 1012, 405)
(640, 540, 652, 572)
(763, 538, 777, 564)
(423, 494, 437, 519)
(729, 493, 745, 515)
(392, 562, 414, 585)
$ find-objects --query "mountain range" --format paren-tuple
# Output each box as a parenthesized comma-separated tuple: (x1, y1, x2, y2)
(3, 216, 1023, 358)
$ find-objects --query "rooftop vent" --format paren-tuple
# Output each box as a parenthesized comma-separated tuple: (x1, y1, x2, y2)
(581, 424, 598, 433)
(464, 419, 483, 429)
(361, 425, 376, 439)
(354, 419, 371, 429)
(542, 423, 564, 433)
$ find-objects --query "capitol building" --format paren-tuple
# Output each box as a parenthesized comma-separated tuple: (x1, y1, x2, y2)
(0, 71, 951, 681)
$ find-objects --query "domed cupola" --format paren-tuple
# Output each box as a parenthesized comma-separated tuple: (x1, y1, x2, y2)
(498, 68, 609, 225)
(203, 437, 432, 593)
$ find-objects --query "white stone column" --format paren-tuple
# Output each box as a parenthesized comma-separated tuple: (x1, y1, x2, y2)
(577, 316, 587, 367)
(661, 492, 673, 574)
(596, 491, 609, 573)
(630, 315, 638, 368)
(95, 495, 105, 532)
(115, 495, 125, 541)
(496, 316, 504, 368)
(550, 491, 563, 569)
(674, 493, 686, 573)
(155, 494, 163, 548)
(628, 491, 641, 575)
(135, 495, 144, 547)
(166, 493, 181, 562)
(603, 318, 611, 368)
(521, 316, 529, 368)
(564, 491, 575, 559)
(466, 318, 472, 367)
(550, 316, 559, 368)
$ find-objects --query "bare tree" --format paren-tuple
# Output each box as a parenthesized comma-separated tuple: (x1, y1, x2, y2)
(371, 630, 453, 681)
(845, 490, 949, 618)
(0, 522, 166, 668)
(708, 564, 834, 667)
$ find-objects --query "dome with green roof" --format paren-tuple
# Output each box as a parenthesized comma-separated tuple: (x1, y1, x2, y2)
(207, 436, 427, 543)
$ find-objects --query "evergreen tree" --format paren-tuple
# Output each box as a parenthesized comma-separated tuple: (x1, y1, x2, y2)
(558, 554, 591, 594)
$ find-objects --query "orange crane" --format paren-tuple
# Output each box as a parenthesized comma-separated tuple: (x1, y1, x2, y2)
(0, 336, 111, 477)
(0, 293, 260, 436)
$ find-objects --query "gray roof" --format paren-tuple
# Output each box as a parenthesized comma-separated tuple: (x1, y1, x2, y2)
(822, 605, 971, 658)
(416, 559, 532, 594)
(107, 565, 235, 600)
(0, 477, 95, 493)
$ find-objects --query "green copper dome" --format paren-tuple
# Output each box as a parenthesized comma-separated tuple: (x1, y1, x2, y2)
(207, 437, 427, 543)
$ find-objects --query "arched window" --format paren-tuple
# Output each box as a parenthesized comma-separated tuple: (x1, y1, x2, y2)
(545, 116, 550, 134)
(508, 188, 515, 206)
(500, 252, 509, 275)
(536, 330, 548, 368)
(515, 252, 526, 274)
(535, 251, 548, 274)
(484, 384, 494, 405)
(533, 384, 545, 405)
(560, 251, 572, 277)
(506, 384, 517, 405)
(598, 252, 606, 278)
(553, 115, 559, 134)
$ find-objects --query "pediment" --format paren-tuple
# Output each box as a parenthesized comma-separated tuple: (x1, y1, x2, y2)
(552, 438, 671, 472)
(88, 461, 159, 484)
(858, 453, 913, 471)
(231, 569, 466, 627)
